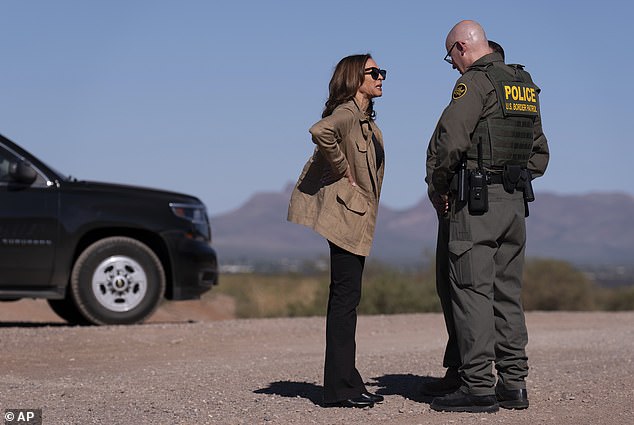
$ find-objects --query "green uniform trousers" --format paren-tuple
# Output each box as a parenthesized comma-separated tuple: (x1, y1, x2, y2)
(448, 184, 529, 396)
(435, 216, 461, 370)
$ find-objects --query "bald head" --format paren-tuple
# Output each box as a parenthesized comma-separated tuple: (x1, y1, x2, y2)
(445, 20, 491, 73)
(446, 20, 488, 48)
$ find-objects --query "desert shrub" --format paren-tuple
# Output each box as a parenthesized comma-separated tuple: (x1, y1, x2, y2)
(212, 258, 633, 318)
(597, 286, 634, 311)
(358, 262, 439, 314)
(214, 273, 327, 318)
(213, 261, 439, 318)
(522, 259, 596, 310)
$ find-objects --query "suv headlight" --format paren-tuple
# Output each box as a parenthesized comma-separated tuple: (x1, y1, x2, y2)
(169, 203, 211, 241)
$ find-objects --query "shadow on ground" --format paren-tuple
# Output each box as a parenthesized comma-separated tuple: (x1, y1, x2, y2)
(254, 381, 323, 405)
(371, 373, 435, 404)
(254, 374, 437, 406)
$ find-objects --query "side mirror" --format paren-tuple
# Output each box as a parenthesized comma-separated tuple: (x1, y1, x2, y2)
(9, 160, 38, 185)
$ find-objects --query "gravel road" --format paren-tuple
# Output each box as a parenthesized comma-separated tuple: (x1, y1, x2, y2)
(1, 306, 633, 424)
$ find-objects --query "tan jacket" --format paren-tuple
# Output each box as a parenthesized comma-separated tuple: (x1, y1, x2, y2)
(287, 100, 385, 256)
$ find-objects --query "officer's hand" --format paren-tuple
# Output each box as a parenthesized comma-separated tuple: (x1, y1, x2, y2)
(431, 192, 449, 216)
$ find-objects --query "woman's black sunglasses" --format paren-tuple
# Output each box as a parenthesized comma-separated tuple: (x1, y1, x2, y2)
(364, 67, 387, 80)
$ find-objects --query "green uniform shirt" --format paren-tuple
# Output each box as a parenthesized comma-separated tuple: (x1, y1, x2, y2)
(426, 52, 550, 196)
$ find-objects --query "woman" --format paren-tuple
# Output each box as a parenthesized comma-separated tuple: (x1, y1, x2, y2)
(287, 54, 386, 408)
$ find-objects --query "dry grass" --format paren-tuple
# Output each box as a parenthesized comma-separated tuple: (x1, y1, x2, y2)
(211, 273, 329, 318)
(206, 260, 634, 319)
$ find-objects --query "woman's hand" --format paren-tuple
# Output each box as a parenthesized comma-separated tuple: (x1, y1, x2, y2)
(344, 166, 357, 187)
(320, 165, 357, 187)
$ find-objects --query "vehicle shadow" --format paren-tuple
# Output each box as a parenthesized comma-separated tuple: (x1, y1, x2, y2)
(0, 321, 76, 328)
(254, 381, 323, 405)
(371, 373, 436, 404)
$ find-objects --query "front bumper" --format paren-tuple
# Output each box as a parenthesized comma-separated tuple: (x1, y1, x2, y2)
(162, 231, 219, 300)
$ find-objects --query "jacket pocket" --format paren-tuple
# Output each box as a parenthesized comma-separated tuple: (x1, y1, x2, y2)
(448, 240, 473, 288)
(321, 183, 368, 248)
(355, 138, 368, 153)
(336, 184, 368, 214)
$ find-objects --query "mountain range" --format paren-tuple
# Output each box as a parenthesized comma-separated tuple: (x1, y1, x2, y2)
(210, 184, 634, 266)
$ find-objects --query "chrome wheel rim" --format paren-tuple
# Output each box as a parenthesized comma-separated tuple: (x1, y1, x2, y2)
(91, 255, 148, 312)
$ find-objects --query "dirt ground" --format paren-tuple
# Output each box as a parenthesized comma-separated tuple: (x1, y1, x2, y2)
(0, 299, 633, 425)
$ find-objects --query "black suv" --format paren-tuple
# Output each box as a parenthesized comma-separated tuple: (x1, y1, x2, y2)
(0, 134, 218, 325)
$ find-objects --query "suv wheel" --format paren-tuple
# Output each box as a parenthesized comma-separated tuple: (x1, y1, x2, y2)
(71, 237, 165, 325)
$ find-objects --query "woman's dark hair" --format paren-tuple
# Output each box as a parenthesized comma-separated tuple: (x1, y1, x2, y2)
(322, 53, 375, 119)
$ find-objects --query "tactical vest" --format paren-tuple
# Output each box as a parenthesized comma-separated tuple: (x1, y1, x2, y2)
(468, 63, 540, 169)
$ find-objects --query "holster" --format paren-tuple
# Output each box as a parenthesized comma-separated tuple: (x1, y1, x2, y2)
(503, 165, 535, 217)
(449, 156, 468, 204)
(502, 165, 522, 193)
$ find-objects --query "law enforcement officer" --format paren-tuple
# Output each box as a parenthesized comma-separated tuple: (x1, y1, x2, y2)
(421, 38, 508, 399)
(426, 20, 549, 413)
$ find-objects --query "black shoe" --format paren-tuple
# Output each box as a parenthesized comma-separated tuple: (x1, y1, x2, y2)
(431, 388, 499, 413)
(496, 387, 529, 410)
(324, 396, 374, 408)
(420, 368, 460, 397)
(361, 391, 384, 403)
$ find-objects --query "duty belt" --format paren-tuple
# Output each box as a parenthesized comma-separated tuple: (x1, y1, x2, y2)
(487, 173, 504, 185)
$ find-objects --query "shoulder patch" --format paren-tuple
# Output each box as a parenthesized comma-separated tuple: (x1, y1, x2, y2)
(452, 83, 467, 99)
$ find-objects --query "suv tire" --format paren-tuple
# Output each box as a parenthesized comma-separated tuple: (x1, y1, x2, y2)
(70, 237, 165, 325)
(47, 297, 90, 325)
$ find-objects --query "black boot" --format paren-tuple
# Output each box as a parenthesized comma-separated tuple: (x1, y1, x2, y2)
(324, 395, 374, 408)
(431, 388, 499, 413)
(361, 391, 384, 403)
(496, 386, 529, 410)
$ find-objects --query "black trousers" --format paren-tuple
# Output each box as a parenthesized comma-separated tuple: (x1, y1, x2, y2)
(323, 241, 367, 403)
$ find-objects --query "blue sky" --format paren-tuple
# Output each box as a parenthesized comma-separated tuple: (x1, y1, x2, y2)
(0, 1, 631, 215)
